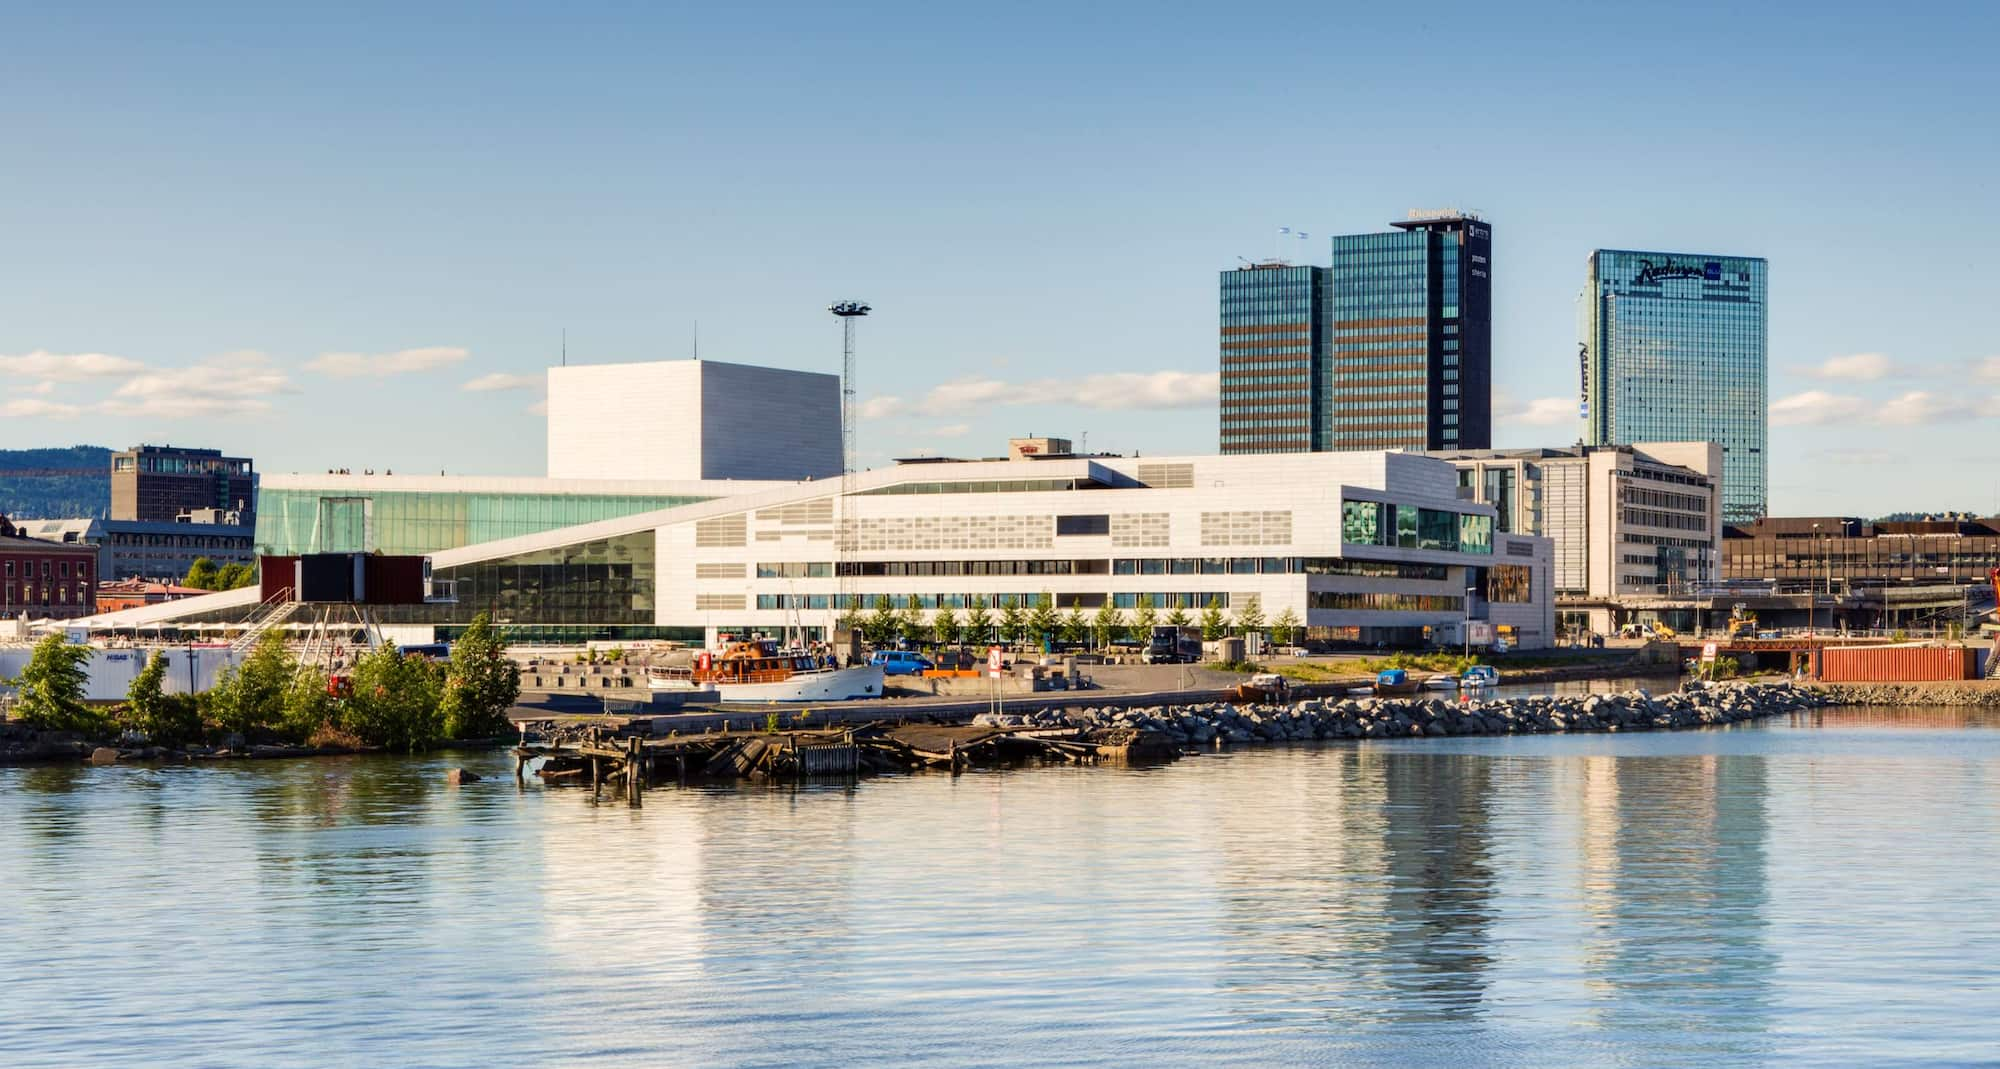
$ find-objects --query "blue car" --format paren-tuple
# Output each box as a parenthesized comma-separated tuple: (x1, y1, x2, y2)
(869, 650, 934, 676)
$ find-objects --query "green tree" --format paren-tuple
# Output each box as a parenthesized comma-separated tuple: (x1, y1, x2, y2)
(282, 666, 338, 741)
(965, 597, 994, 645)
(215, 562, 255, 590)
(934, 607, 963, 647)
(1132, 594, 1158, 640)
(897, 605, 928, 646)
(183, 556, 221, 591)
(344, 645, 444, 752)
(835, 603, 863, 639)
(439, 612, 522, 740)
(1271, 606, 1301, 646)
(1200, 597, 1228, 642)
(864, 596, 899, 647)
(208, 630, 293, 739)
(1027, 592, 1059, 648)
(6, 632, 98, 733)
(1165, 604, 1191, 629)
(1059, 607, 1090, 647)
(1092, 602, 1125, 649)
(120, 650, 200, 745)
(999, 601, 1027, 647)
(1235, 594, 1265, 635)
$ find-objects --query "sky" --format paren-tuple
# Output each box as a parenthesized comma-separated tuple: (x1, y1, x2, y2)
(2, 1, 1995, 516)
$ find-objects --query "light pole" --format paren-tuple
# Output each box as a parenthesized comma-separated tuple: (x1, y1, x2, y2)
(1810, 523, 1821, 636)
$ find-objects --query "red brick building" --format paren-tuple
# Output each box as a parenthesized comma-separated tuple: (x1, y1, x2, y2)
(0, 514, 98, 619)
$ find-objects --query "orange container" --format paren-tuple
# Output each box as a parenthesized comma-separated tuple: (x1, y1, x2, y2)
(1819, 645, 1976, 682)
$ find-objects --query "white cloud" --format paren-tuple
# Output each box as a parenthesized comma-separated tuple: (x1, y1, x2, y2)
(1771, 390, 1869, 427)
(1499, 396, 1577, 427)
(1057, 370, 1218, 410)
(1876, 390, 1975, 426)
(904, 370, 1219, 414)
(858, 396, 908, 420)
(99, 350, 293, 419)
(527, 398, 549, 416)
(929, 423, 972, 438)
(25, 381, 55, 395)
(306, 345, 469, 378)
(1811, 352, 1897, 381)
(1976, 356, 2000, 380)
(924, 379, 1013, 409)
(1, 398, 83, 419)
(0, 350, 146, 380)
(462, 372, 541, 393)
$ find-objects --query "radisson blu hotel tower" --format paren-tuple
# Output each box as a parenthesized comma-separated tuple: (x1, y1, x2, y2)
(1579, 251, 1768, 523)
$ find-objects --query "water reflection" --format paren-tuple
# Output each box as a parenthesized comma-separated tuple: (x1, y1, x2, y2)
(3, 710, 1999, 1068)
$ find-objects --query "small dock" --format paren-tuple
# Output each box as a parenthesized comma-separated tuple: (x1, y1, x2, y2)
(513, 720, 1179, 805)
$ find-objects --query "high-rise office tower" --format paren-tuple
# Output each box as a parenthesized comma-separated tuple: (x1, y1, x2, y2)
(1219, 212, 1491, 454)
(1218, 263, 1331, 454)
(1326, 212, 1492, 450)
(1579, 250, 1768, 523)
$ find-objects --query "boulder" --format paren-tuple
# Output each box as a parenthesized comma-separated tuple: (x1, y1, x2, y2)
(88, 747, 119, 765)
(445, 768, 483, 786)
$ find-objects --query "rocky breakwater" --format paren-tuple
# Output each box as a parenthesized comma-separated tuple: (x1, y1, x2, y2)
(975, 681, 1824, 746)
(1807, 681, 2000, 707)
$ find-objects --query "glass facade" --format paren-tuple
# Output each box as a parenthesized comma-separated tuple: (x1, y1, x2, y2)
(1218, 264, 1330, 453)
(1580, 250, 1768, 523)
(1326, 216, 1492, 450)
(1340, 499, 1493, 555)
(255, 488, 709, 556)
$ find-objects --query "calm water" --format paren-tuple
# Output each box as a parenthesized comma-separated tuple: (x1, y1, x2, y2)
(3, 703, 1998, 1068)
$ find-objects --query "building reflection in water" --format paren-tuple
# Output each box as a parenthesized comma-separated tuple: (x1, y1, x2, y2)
(1210, 746, 1497, 1026)
(1576, 751, 1777, 1056)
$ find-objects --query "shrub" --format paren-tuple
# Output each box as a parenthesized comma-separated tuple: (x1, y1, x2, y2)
(343, 645, 443, 752)
(120, 651, 202, 746)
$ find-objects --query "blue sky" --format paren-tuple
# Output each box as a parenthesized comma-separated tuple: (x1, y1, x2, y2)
(2, 1, 1994, 515)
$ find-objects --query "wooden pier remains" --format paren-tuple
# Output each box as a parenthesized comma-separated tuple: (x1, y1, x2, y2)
(512, 719, 1178, 805)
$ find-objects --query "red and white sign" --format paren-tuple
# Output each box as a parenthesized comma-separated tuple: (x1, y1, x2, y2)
(1701, 642, 1718, 663)
(988, 645, 1005, 678)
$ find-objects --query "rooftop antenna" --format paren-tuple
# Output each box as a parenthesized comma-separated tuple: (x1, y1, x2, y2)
(693, 320, 699, 361)
(561, 328, 566, 367)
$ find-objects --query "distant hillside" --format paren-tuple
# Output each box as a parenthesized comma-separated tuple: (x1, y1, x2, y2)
(0, 445, 112, 519)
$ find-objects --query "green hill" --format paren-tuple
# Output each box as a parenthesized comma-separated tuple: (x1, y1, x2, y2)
(0, 445, 112, 519)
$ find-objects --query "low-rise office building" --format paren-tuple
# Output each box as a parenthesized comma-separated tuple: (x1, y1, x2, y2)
(0, 515, 98, 619)
(11, 516, 256, 582)
(86, 451, 1556, 651)
(1430, 442, 1721, 636)
(1719, 516, 2000, 632)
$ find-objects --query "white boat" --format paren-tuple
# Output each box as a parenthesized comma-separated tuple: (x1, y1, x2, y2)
(1422, 674, 1458, 690)
(648, 639, 885, 702)
(1459, 665, 1500, 689)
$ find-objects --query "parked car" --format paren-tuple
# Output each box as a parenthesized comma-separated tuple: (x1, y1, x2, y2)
(869, 650, 935, 676)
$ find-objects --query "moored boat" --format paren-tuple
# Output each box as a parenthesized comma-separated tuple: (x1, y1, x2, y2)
(1373, 668, 1421, 697)
(1460, 664, 1500, 689)
(649, 639, 885, 701)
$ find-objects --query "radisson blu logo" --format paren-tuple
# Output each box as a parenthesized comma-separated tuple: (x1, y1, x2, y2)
(1632, 257, 1723, 285)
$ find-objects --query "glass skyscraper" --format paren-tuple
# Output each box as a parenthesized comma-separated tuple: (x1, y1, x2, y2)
(1579, 250, 1768, 523)
(1327, 214, 1492, 450)
(1218, 264, 1331, 454)
(1219, 213, 1491, 454)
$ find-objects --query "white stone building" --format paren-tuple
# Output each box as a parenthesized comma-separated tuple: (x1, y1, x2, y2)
(83, 450, 1556, 651)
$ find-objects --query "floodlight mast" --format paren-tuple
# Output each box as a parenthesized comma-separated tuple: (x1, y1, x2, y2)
(828, 300, 871, 651)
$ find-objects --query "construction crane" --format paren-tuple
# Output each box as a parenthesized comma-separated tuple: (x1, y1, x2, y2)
(828, 300, 871, 652)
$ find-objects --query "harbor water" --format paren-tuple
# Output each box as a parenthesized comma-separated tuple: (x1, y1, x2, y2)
(2, 695, 1997, 1067)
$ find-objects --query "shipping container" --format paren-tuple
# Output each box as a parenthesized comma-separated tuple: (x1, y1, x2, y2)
(1820, 645, 1976, 683)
